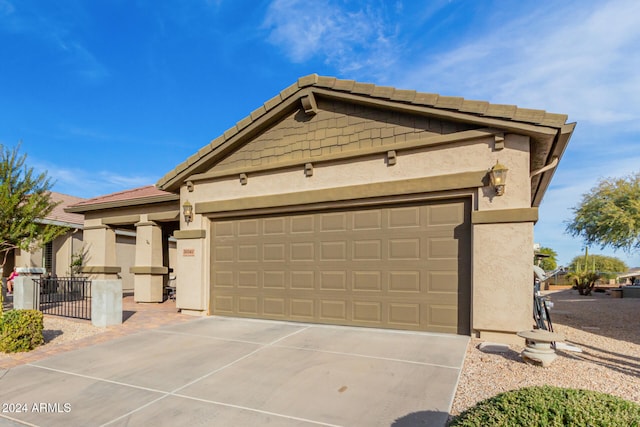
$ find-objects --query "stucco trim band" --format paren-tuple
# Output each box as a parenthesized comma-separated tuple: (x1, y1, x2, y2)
(81, 266, 121, 274)
(83, 225, 110, 231)
(197, 171, 486, 214)
(102, 215, 141, 226)
(130, 266, 169, 275)
(174, 229, 207, 239)
(471, 207, 539, 224)
(148, 210, 180, 221)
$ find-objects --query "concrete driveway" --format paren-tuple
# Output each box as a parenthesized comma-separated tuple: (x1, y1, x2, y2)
(0, 316, 468, 427)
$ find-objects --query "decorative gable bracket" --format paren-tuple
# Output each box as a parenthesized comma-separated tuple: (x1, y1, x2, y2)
(300, 93, 318, 116)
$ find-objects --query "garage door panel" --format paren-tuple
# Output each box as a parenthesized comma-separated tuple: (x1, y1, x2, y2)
(353, 210, 382, 230)
(238, 219, 259, 236)
(388, 206, 421, 228)
(263, 217, 286, 235)
(320, 212, 347, 232)
(320, 271, 347, 290)
(428, 271, 459, 293)
(214, 245, 234, 262)
(320, 300, 347, 321)
(291, 271, 315, 289)
(291, 215, 315, 233)
(388, 303, 421, 327)
(428, 305, 459, 333)
(238, 245, 259, 262)
(215, 271, 235, 287)
(429, 203, 465, 226)
(263, 298, 286, 316)
(211, 198, 470, 334)
(238, 296, 259, 315)
(320, 241, 347, 261)
(290, 299, 315, 319)
(353, 301, 382, 323)
(214, 222, 234, 237)
(353, 240, 382, 260)
(353, 271, 382, 291)
(264, 271, 286, 289)
(213, 295, 234, 313)
(238, 271, 258, 288)
(291, 242, 314, 261)
(388, 239, 421, 260)
(263, 243, 285, 261)
(388, 271, 421, 293)
(428, 237, 459, 259)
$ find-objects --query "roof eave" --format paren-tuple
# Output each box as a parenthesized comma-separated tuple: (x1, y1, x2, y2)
(531, 122, 576, 207)
(65, 193, 180, 214)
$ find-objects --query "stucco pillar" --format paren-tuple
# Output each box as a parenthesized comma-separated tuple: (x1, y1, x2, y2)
(472, 222, 534, 345)
(82, 225, 121, 280)
(92, 279, 123, 327)
(173, 228, 207, 316)
(131, 221, 167, 302)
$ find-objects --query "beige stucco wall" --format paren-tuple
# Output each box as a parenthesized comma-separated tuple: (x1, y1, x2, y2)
(175, 225, 209, 315)
(472, 223, 534, 343)
(116, 233, 136, 292)
(176, 131, 535, 341)
(13, 230, 84, 277)
(55, 230, 83, 276)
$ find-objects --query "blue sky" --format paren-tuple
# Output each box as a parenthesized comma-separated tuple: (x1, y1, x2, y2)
(1, 0, 639, 268)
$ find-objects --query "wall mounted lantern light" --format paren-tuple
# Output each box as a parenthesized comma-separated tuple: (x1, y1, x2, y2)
(489, 161, 508, 196)
(182, 200, 193, 224)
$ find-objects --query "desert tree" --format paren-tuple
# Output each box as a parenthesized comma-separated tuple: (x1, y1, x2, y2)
(0, 143, 68, 270)
(566, 172, 640, 253)
(535, 246, 558, 271)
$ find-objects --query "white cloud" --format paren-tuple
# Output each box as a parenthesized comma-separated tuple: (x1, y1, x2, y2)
(399, 0, 640, 128)
(31, 160, 154, 199)
(263, 0, 399, 75)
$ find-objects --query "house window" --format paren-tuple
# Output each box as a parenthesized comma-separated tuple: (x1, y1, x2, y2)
(43, 241, 53, 273)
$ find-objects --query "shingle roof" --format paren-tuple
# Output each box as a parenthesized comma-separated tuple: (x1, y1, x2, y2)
(156, 73, 572, 192)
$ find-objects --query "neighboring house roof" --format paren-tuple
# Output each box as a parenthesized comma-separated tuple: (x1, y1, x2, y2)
(38, 192, 86, 228)
(616, 268, 640, 279)
(156, 73, 575, 207)
(65, 185, 179, 213)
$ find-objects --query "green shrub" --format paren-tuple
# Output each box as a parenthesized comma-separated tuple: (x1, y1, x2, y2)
(449, 385, 640, 427)
(0, 309, 44, 353)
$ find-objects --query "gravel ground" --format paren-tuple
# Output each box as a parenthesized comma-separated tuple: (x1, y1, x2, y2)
(451, 288, 640, 416)
(41, 316, 105, 345)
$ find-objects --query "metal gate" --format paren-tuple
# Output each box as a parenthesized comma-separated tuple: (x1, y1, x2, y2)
(33, 277, 92, 320)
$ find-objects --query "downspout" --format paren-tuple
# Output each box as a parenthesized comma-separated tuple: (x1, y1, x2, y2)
(530, 156, 559, 178)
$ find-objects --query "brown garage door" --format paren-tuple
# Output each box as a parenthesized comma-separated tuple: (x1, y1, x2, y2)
(210, 198, 470, 334)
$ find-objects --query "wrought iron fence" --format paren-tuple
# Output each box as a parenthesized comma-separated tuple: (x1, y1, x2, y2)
(33, 277, 91, 320)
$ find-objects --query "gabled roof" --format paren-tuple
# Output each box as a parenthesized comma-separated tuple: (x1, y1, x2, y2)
(65, 185, 179, 213)
(156, 74, 575, 206)
(39, 192, 85, 228)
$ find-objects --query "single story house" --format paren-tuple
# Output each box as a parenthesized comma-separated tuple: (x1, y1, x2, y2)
(66, 74, 575, 344)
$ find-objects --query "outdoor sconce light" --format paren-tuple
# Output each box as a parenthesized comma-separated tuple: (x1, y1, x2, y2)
(182, 200, 193, 224)
(489, 161, 508, 196)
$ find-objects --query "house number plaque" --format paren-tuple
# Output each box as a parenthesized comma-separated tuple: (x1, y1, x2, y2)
(183, 248, 195, 257)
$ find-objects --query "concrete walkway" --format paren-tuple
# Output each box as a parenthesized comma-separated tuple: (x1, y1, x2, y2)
(0, 313, 468, 426)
